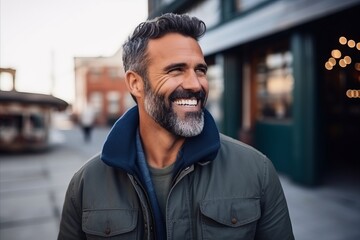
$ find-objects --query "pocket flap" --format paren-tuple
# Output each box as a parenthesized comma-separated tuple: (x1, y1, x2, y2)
(82, 208, 138, 237)
(200, 198, 260, 227)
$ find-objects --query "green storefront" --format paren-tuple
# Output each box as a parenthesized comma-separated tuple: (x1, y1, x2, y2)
(148, 0, 360, 185)
(200, 0, 360, 185)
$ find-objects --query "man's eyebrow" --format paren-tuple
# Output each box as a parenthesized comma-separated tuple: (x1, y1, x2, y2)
(163, 62, 208, 72)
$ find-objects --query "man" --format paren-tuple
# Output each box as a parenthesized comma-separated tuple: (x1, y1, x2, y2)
(79, 103, 96, 142)
(58, 13, 294, 239)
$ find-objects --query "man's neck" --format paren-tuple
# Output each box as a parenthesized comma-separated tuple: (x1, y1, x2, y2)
(139, 122, 184, 169)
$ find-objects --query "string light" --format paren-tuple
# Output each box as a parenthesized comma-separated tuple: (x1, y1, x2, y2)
(339, 59, 346, 68)
(344, 56, 351, 64)
(339, 36, 347, 45)
(348, 40, 355, 48)
(355, 63, 360, 71)
(325, 62, 333, 70)
(328, 58, 336, 66)
(331, 49, 341, 58)
(324, 36, 358, 71)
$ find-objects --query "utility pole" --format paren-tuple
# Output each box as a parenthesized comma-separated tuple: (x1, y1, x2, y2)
(0, 67, 16, 91)
(50, 50, 55, 95)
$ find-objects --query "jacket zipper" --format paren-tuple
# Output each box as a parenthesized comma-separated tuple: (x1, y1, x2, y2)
(128, 174, 156, 240)
(164, 165, 195, 239)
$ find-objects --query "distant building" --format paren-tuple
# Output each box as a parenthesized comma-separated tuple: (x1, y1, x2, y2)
(74, 50, 135, 126)
(0, 68, 68, 152)
(147, 0, 360, 185)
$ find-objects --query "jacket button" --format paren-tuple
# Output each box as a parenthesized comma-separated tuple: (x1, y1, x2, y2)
(105, 227, 111, 235)
(231, 217, 238, 224)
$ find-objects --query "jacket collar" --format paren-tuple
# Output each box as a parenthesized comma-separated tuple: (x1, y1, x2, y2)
(101, 106, 220, 175)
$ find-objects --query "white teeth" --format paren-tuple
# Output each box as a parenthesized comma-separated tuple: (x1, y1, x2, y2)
(174, 99, 198, 106)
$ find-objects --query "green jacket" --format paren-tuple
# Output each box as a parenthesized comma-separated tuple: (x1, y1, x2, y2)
(58, 107, 294, 239)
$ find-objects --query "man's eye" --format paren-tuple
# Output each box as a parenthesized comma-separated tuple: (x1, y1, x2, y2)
(196, 68, 207, 75)
(168, 68, 183, 74)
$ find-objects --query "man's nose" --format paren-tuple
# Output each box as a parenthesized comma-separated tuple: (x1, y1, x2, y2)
(182, 70, 202, 91)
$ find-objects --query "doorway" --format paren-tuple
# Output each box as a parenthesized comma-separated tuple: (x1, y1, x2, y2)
(315, 6, 360, 184)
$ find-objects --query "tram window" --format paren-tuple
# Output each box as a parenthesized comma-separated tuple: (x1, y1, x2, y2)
(30, 114, 45, 129)
(0, 115, 23, 129)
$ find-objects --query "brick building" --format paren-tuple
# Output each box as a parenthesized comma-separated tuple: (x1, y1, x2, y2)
(74, 50, 135, 126)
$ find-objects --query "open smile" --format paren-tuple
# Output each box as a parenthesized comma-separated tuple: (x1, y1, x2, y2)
(171, 97, 201, 115)
(173, 98, 198, 107)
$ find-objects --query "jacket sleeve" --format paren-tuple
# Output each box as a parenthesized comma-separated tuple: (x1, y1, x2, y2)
(57, 173, 86, 240)
(255, 157, 295, 240)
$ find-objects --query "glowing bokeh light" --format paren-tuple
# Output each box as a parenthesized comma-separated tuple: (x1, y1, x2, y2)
(344, 56, 352, 64)
(325, 62, 333, 70)
(339, 36, 347, 45)
(348, 40, 355, 48)
(339, 59, 347, 68)
(328, 57, 336, 66)
(355, 63, 360, 71)
(331, 49, 341, 59)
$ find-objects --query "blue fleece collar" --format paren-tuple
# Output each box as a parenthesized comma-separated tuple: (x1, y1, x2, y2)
(101, 106, 220, 175)
(135, 130, 166, 239)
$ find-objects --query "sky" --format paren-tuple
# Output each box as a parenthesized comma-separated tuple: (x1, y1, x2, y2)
(0, 0, 148, 103)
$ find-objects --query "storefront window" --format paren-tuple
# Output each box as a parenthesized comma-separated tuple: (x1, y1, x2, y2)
(187, 0, 220, 29)
(256, 51, 293, 120)
(234, 0, 269, 13)
(222, 0, 270, 20)
(206, 63, 224, 127)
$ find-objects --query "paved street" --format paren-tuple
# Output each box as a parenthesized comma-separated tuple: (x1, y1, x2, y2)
(0, 126, 359, 240)
(0, 126, 109, 240)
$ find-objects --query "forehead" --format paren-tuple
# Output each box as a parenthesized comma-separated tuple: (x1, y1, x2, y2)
(146, 33, 205, 66)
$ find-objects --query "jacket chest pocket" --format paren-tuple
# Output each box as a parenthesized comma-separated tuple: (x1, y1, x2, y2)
(82, 208, 139, 239)
(200, 198, 260, 240)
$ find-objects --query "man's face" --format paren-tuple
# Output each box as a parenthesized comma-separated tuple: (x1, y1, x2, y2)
(143, 33, 209, 137)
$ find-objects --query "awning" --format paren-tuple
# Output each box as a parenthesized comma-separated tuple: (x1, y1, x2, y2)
(0, 91, 68, 111)
(200, 0, 360, 55)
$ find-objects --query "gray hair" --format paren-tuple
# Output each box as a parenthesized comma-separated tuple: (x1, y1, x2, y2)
(122, 13, 206, 80)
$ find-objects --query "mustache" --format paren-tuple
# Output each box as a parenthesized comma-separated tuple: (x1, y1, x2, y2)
(169, 89, 206, 103)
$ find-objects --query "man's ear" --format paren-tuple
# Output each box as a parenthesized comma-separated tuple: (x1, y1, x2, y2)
(125, 71, 143, 99)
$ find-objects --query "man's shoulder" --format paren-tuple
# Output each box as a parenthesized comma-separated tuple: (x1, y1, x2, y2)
(219, 134, 267, 159)
(80, 153, 102, 169)
(216, 133, 269, 171)
(204, 134, 273, 195)
(72, 153, 109, 181)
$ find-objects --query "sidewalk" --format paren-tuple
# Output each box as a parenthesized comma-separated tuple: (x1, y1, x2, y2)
(0, 127, 107, 240)
(0, 127, 359, 240)
(281, 175, 360, 240)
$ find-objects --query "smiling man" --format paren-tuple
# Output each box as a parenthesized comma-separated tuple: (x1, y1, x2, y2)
(58, 13, 294, 240)
(143, 44, 207, 138)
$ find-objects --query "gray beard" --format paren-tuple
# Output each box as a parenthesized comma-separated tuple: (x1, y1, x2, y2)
(144, 86, 204, 137)
(169, 111, 204, 137)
